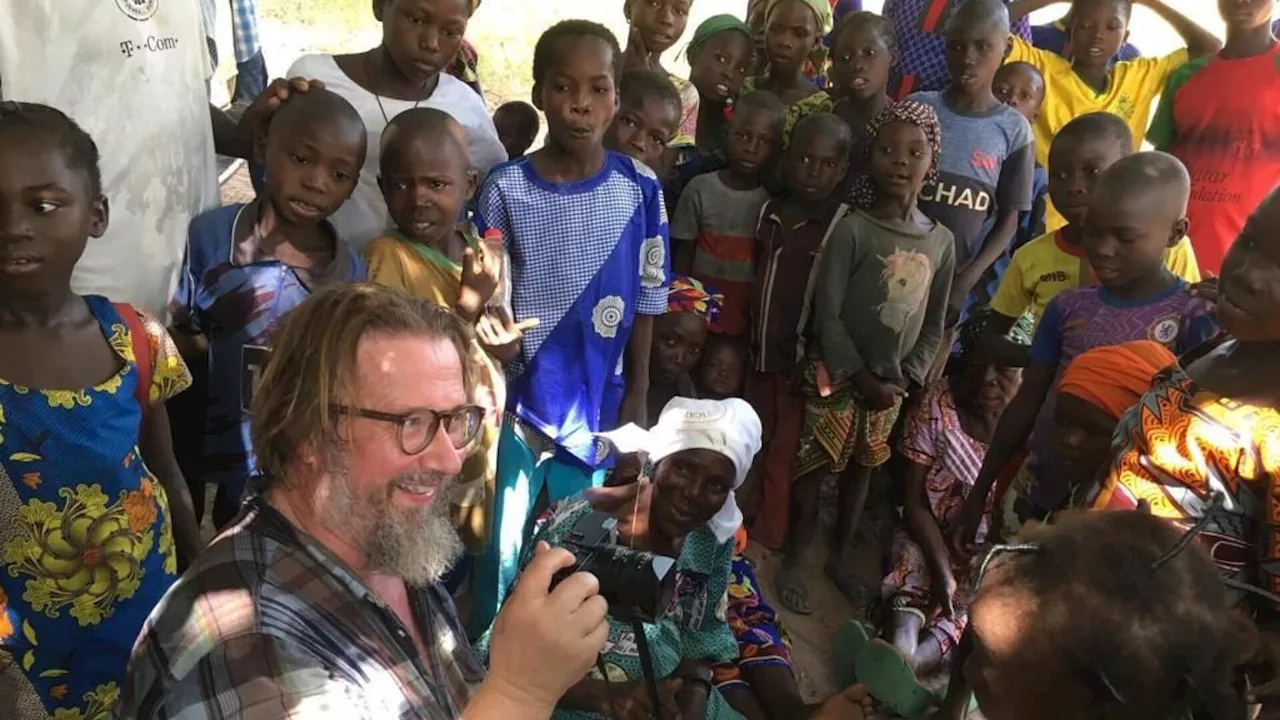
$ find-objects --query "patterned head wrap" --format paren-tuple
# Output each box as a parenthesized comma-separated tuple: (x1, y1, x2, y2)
(848, 100, 942, 210)
(958, 308, 1033, 358)
(687, 14, 754, 62)
(668, 276, 724, 326)
(1057, 341, 1177, 421)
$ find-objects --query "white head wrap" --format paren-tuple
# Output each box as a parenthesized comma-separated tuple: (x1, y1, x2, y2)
(598, 397, 763, 544)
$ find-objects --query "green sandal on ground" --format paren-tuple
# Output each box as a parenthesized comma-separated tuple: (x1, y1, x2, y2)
(854, 639, 939, 719)
(833, 620, 873, 689)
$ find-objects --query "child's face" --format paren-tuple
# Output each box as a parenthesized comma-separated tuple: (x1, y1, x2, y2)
(536, 37, 619, 159)
(607, 97, 679, 171)
(375, 0, 470, 86)
(1081, 184, 1183, 291)
(697, 344, 745, 399)
(1047, 135, 1127, 228)
(1219, 0, 1276, 34)
(1051, 393, 1118, 488)
(688, 30, 754, 104)
(264, 116, 364, 227)
(828, 22, 893, 102)
(868, 120, 932, 200)
(628, 0, 693, 56)
(494, 112, 537, 159)
(1069, 0, 1130, 69)
(993, 64, 1045, 124)
(765, 0, 820, 75)
(652, 310, 708, 382)
(784, 132, 849, 202)
(0, 129, 106, 291)
(724, 107, 781, 181)
(1217, 191, 1280, 341)
(380, 132, 476, 246)
(944, 19, 1009, 98)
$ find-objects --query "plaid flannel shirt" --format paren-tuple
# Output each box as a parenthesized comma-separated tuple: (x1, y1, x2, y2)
(116, 497, 483, 720)
(230, 0, 261, 63)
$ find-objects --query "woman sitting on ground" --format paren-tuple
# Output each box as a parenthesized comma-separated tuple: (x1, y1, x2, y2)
(491, 397, 763, 720)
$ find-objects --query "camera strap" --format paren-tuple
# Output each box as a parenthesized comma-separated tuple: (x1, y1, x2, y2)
(595, 621, 667, 719)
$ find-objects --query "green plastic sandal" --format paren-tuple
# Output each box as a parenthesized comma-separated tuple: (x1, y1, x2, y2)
(854, 639, 939, 719)
(833, 620, 872, 689)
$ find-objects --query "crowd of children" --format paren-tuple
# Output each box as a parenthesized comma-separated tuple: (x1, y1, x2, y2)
(5, 0, 1280, 717)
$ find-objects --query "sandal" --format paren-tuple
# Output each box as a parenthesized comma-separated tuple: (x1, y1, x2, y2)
(855, 639, 939, 719)
(833, 620, 873, 689)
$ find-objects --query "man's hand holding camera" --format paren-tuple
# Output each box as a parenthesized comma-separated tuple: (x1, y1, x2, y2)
(471, 543, 609, 719)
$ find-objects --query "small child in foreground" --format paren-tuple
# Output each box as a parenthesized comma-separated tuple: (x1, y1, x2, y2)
(169, 88, 368, 529)
(606, 68, 683, 174)
(744, 112, 853, 557)
(492, 100, 540, 160)
(672, 90, 784, 337)
(776, 102, 955, 614)
(469, 20, 671, 639)
(954, 152, 1218, 546)
(0, 101, 201, 717)
(365, 107, 513, 554)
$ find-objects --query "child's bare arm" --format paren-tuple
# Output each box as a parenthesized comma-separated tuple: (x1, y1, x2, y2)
(140, 400, 204, 570)
(619, 314, 655, 427)
(953, 210, 1020, 312)
(1138, 0, 1223, 58)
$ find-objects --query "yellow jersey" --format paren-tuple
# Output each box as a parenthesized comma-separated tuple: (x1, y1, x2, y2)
(1006, 37, 1190, 229)
(990, 230, 1202, 328)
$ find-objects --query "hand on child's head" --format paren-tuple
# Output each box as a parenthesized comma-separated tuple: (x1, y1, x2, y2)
(261, 89, 367, 226)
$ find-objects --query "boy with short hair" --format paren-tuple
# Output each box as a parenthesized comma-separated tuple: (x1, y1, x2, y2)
(671, 90, 785, 337)
(168, 89, 369, 529)
(982, 112, 1202, 365)
(955, 152, 1219, 539)
(994, 61, 1049, 251)
(1005, 0, 1222, 230)
(745, 112, 853, 553)
(492, 100, 541, 160)
(606, 68, 683, 174)
(468, 20, 671, 638)
(1148, 0, 1280, 276)
(908, 0, 1035, 322)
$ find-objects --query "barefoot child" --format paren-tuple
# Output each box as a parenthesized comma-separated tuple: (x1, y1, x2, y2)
(672, 90, 784, 337)
(1004, 0, 1222, 230)
(1148, 0, 1280, 275)
(648, 276, 720, 419)
(0, 102, 202, 717)
(286, 0, 506, 247)
(492, 101, 540, 160)
(981, 113, 1201, 366)
(365, 107, 513, 554)
(469, 20, 671, 637)
(170, 89, 368, 529)
(910, 0, 1035, 323)
(606, 69, 684, 174)
(776, 102, 955, 613)
(745, 113, 854, 555)
(954, 152, 1219, 544)
(1089, 187, 1280, 607)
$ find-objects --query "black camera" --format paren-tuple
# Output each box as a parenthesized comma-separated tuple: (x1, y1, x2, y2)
(551, 510, 678, 624)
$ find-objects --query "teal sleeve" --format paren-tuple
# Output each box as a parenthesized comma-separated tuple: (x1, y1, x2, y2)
(680, 536, 739, 666)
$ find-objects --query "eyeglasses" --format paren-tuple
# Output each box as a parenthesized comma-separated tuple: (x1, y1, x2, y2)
(331, 404, 485, 454)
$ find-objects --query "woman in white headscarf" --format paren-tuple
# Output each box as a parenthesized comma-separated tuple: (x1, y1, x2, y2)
(501, 397, 762, 720)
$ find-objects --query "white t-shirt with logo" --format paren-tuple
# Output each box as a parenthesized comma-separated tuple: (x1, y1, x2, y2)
(287, 53, 508, 249)
(0, 0, 220, 314)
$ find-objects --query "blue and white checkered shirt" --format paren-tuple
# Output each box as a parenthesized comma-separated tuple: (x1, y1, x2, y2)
(230, 0, 261, 64)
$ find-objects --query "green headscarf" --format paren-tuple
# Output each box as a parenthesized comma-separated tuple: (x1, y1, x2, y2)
(687, 13, 754, 59)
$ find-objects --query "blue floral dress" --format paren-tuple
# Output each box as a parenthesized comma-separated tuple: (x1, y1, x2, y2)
(0, 296, 191, 718)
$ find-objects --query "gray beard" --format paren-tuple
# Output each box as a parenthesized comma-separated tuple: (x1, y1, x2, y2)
(322, 453, 464, 586)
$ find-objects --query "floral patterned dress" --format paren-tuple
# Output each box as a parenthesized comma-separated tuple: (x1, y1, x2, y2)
(880, 381, 993, 657)
(0, 296, 191, 719)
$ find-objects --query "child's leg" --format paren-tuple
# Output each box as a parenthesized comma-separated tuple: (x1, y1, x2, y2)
(775, 469, 824, 614)
(827, 401, 901, 602)
(884, 608, 926, 665)
(747, 371, 807, 550)
(834, 463, 875, 556)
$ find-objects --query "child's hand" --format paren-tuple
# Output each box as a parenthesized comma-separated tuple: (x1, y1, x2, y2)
(855, 370, 907, 411)
(623, 25, 658, 71)
(1189, 274, 1218, 310)
(932, 569, 958, 619)
(477, 307, 537, 364)
(461, 246, 503, 310)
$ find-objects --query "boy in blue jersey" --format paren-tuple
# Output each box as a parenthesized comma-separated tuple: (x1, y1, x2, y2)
(168, 89, 368, 529)
(469, 19, 672, 638)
